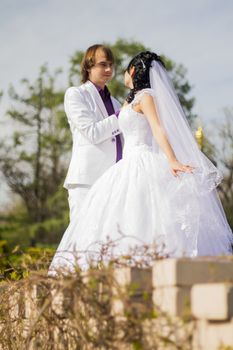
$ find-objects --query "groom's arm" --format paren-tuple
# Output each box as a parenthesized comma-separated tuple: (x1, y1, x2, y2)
(64, 87, 120, 144)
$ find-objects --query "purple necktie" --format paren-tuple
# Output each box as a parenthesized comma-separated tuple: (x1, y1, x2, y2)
(99, 87, 122, 162)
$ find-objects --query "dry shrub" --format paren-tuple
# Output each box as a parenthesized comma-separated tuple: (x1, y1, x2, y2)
(0, 242, 194, 350)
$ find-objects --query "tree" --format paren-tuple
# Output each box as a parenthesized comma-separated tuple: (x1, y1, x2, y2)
(0, 65, 70, 246)
(69, 38, 196, 122)
(215, 108, 233, 229)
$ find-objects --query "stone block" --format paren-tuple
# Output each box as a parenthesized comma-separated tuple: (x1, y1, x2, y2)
(114, 267, 152, 293)
(193, 319, 233, 350)
(153, 257, 233, 287)
(191, 283, 233, 320)
(111, 267, 152, 316)
(153, 286, 191, 317)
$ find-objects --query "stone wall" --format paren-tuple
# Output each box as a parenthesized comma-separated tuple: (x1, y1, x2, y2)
(1, 257, 233, 349)
(111, 257, 233, 349)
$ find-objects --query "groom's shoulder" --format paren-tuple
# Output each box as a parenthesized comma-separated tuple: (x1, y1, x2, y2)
(65, 81, 91, 97)
(65, 85, 82, 95)
(64, 84, 86, 101)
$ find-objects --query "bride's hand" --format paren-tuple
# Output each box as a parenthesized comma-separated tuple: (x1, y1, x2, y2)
(169, 159, 195, 177)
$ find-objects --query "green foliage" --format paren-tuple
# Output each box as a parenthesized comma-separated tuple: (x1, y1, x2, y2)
(0, 65, 71, 247)
(0, 186, 69, 249)
(0, 205, 31, 247)
(0, 240, 54, 281)
(1, 64, 70, 221)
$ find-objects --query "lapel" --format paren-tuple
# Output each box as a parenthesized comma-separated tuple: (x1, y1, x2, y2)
(84, 81, 108, 118)
(111, 96, 119, 113)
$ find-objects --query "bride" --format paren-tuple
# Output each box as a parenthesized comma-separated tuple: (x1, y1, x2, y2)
(49, 51, 233, 275)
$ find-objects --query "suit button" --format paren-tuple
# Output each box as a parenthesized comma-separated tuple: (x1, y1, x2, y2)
(111, 138, 116, 142)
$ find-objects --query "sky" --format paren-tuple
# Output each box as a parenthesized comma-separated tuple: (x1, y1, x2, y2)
(0, 0, 233, 204)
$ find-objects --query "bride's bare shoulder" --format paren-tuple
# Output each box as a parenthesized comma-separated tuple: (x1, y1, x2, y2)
(140, 92, 155, 105)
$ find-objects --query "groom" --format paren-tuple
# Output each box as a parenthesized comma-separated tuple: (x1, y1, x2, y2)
(64, 44, 123, 221)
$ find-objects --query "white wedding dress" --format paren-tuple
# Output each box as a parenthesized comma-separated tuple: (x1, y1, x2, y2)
(49, 89, 233, 275)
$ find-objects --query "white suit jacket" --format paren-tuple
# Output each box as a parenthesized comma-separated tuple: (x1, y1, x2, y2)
(63, 80, 122, 189)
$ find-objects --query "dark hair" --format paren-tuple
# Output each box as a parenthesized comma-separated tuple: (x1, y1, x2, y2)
(125, 51, 165, 103)
(80, 44, 114, 83)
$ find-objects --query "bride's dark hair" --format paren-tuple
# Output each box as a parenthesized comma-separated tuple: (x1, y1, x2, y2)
(125, 51, 165, 103)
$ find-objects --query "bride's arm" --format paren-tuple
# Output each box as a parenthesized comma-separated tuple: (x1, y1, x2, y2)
(140, 93, 194, 177)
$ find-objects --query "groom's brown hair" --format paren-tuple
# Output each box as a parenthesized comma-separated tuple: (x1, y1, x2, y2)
(80, 44, 114, 83)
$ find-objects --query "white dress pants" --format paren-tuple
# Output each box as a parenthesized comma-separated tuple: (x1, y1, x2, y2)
(68, 185, 91, 222)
